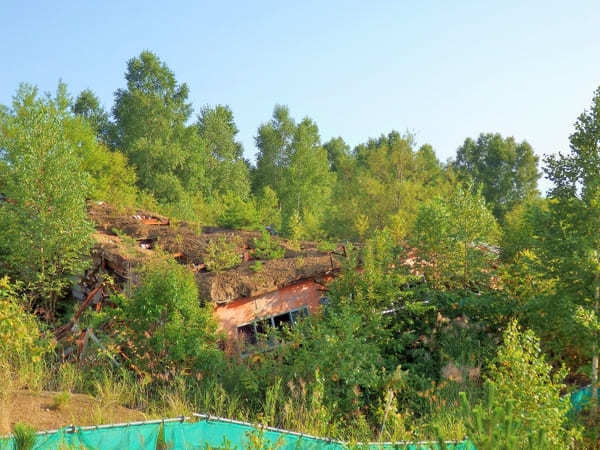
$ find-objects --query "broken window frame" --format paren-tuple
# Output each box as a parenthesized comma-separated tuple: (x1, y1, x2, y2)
(236, 306, 310, 350)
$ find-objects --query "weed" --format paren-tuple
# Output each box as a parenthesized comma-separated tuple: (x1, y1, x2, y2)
(253, 230, 285, 260)
(250, 261, 263, 272)
(50, 391, 71, 411)
(12, 423, 36, 450)
(206, 238, 242, 272)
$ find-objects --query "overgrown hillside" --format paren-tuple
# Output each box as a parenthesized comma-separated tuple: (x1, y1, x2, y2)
(1, 52, 600, 447)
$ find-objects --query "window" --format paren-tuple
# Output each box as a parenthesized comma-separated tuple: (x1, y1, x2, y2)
(237, 323, 256, 345)
(290, 306, 309, 324)
(236, 306, 310, 347)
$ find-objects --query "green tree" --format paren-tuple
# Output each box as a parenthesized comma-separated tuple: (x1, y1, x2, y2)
(253, 105, 295, 195)
(323, 136, 350, 172)
(253, 107, 333, 238)
(72, 88, 111, 142)
(330, 132, 451, 240)
(196, 104, 250, 199)
(537, 86, 600, 413)
(0, 84, 93, 316)
(461, 321, 574, 449)
(280, 117, 333, 237)
(105, 258, 222, 379)
(112, 51, 207, 202)
(0, 276, 51, 378)
(66, 102, 138, 207)
(454, 133, 540, 220)
(411, 185, 500, 289)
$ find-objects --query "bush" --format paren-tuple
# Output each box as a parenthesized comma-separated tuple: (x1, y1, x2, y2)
(206, 238, 242, 272)
(50, 391, 71, 411)
(461, 320, 578, 448)
(216, 193, 260, 230)
(253, 230, 285, 260)
(101, 258, 223, 380)
(0, 277, 50, 380)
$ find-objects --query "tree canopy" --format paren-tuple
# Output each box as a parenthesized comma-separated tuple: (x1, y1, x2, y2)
(454, 133, 540, 220)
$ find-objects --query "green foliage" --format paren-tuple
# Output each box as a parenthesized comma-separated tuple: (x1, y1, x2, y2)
(216, 193, 260, 230)
(72, 88, 111, 142)
(50, 391, 71, 411)
(411, 185, 500, 289)
(206, 238, 242, 272)
(462, 321, 575, 448)
(454, 133, 540, 220)
(0, 84, 93, 315)
(255, 186, 282, 231)
(216, 188, 282, 232)
(196, 104, 250, 199)
(12, 422, 36, 450)
(112, 51, 206, 203)
(254, 106, 333, 240)
(0, 277, 50, 375)
(65, 106, 138, 207)
(252, 230, 284, 260)
(329, 132, 451, 240)
(250, 261, 263, 272)
(526, 86, 600, 382)
(99, 258, 223, 380)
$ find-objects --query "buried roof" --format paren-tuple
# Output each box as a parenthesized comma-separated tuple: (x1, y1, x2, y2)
(88, 202, 342, 303)
(196, 255, 339, 304)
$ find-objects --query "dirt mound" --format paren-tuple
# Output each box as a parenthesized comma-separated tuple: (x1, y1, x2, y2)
(197, 255, 341, 304)
(0, 391, 146, 434)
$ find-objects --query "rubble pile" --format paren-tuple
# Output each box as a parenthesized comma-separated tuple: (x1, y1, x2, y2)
(85, 202, 342, 304)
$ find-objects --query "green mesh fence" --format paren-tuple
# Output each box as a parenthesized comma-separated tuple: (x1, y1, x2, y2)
(0, 417, 471, 449)
(570, 384, 591, 413)
(164, 418, 472, 449)
(0, 422, 160, 450)
(1, 385, 593, 450)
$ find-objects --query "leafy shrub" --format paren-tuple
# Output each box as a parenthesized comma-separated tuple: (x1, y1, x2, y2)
(0, 277, 50, 378)
(101, 258, 223, 380)
(250, 261, 264, 273)
(461, 320, 578, 448)
(216, 193, 260, 230)
(206, 238, 242, 272)
(252, 230, 285, 260)
(316, 240, 336, 252)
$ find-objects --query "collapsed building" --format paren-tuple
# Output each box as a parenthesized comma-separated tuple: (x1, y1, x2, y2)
(73, 203, 343, 352)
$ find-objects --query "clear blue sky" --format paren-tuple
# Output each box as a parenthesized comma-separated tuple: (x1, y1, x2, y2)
(2, 1, 600, 192)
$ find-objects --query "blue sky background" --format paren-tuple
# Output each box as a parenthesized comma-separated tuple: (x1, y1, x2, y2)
(2, 1, 600, 192)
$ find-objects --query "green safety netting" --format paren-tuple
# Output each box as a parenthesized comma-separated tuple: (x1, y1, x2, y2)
(570, 385, 591, 413)
(0, 419, 471, 450)
(163, 419, 472, 449)
(0, 422, 159, 450)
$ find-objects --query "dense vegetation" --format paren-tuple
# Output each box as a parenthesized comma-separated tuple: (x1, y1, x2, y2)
(1, 51, 600, 447)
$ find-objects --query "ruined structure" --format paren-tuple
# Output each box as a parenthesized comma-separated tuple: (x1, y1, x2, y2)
(76, 203, 342, 350)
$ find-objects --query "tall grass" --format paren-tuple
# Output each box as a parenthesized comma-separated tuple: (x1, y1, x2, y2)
(3, 354, 483, 444)
(12, 423, 36, 450)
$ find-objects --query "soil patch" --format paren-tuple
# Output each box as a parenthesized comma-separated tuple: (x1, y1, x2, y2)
(0, 391, 146, 434)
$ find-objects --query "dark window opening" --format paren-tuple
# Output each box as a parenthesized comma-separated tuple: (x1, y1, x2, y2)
(290, 306, 309, 324)
(236, 306, 310, 348)
(237, 323, 256, 345)
(273, 312, 292, 328)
